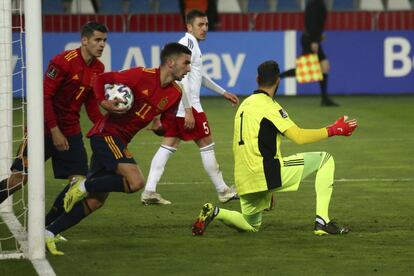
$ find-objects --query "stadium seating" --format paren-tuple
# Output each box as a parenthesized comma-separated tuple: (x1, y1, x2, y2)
(332, 0, 355, 11)
(387, 0, 412, 10)
(98, 0, 125, 13)
(247, 0, 269, 12)
(129, 0, 155, 14)
(71, 0, 96, 14)
(42, 0, 65, 14)
(99, 0, 155, 14)
(157, 0, 180, 13)
(277, 0, 301, 11)
(359, 0, 384, 11)
(218, 0, 242, 12)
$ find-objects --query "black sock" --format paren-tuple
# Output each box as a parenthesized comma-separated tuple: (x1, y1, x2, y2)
(45, 183, 71, 226)
(0, 178, 9, 204)
(280, 68, 296, 78)
(320, 73, 329, 101)
(47, 199, 87, 235)
(85, 174, 129, 193)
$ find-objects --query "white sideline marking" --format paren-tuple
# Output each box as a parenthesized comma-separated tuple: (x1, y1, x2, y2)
(0, 212, 56, 276)
(158, 178, 414, 185)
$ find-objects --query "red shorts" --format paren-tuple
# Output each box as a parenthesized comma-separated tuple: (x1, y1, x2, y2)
(162, 108, 211, 141)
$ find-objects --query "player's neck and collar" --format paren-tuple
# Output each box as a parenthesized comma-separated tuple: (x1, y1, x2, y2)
(185, 32, 200, 43)
(159, 67, 173, 88)
(254, 87, 275, 98)
(254, 78, 280, 99)
(79, 47, 95, 66)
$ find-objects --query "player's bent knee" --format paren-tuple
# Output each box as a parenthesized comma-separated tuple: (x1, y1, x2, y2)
(322, 151, 335, 165)
(319, 151, 334, 162)
(85, 197, 105, 211)
(85, 192, 109, 213)
(243, 213, 262, 232)
(125, 177, 145, 193)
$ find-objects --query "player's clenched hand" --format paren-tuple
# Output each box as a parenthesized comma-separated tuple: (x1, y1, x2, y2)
(326, 116, 358, 137)
(100, 99, 128, 114)
(223, 92, 239, 106)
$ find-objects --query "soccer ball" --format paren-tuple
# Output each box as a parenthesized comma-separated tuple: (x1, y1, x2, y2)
(104, 83, 134, 111)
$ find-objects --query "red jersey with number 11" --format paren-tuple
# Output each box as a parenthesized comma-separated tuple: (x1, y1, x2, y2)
(88, 67, 182, 144)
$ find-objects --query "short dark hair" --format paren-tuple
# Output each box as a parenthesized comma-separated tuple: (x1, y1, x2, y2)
(257, 60, 280, 87)
(186, 9, 207, 25)
(81, 21, 108, 38)
(160, 42, 192, 65)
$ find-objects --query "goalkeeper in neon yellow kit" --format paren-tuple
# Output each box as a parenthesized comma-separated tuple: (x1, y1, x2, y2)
(192, 60, 358, 236)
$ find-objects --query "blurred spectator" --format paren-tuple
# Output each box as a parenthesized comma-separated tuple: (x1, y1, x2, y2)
(179, 0, 220, 31)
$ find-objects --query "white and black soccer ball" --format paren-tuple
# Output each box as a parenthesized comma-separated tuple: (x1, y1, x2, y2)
(104, 83, 134, 111)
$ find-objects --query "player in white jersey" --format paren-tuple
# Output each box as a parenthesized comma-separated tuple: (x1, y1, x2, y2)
(141, 9, 240, 205)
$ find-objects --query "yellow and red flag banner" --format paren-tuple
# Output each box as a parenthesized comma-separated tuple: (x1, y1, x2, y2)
(295, 54, 323, 83)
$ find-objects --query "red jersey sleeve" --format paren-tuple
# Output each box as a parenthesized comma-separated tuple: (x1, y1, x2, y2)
(94, 68, 143, 103)
(43, 57, 70, 129)
(84, 89, 104, 124)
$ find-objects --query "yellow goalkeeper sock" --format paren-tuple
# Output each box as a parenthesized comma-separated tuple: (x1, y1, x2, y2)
(216, 208, 258, 232)
(315, 153, 335, 223)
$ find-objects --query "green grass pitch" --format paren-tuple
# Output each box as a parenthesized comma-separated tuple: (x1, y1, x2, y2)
(1, 95, 414, 275)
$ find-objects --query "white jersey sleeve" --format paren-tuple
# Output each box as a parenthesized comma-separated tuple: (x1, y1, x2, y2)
(202, 74, 225, 95)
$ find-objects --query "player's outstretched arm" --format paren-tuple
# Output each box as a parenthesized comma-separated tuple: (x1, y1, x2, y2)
(284, 115, 358, 145)
(285, 125, 328, 145)
(202, 74, 239, 105)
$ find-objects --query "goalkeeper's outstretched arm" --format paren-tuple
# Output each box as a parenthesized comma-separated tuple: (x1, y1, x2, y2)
(284, 116, 358, 145)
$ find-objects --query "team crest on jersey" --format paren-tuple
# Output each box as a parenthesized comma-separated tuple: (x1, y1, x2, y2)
(157, 97, 169, 110)
(46, 65, 58, 79)
(279, 109, 288, 118)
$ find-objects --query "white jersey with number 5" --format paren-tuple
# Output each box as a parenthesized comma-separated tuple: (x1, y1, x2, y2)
(177, 32, 225, 117)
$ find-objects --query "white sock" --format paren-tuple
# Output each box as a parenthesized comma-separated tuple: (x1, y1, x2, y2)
(199, 143, 227, 193)
(145, 145, 176, 192)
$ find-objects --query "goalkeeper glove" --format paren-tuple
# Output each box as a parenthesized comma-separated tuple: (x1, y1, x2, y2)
(326, 116, 358, 137)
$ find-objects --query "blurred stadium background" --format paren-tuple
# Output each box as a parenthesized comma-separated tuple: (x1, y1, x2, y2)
(9, 0, 414, 32)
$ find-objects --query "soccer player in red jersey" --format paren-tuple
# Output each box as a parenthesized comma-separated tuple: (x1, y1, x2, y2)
(0, 21, 108, 234)
(44, 42, 191, 255)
